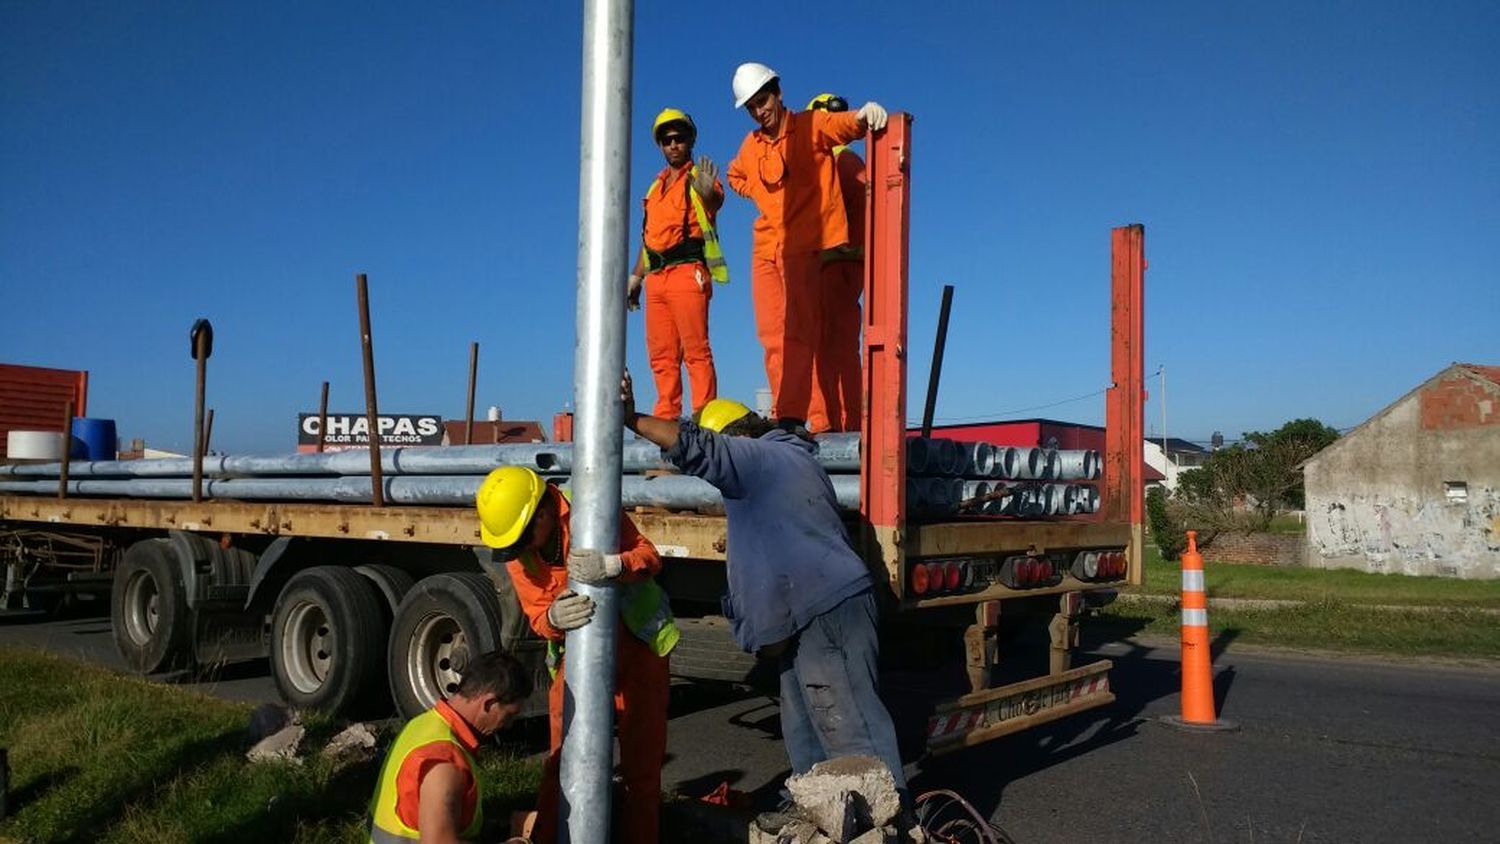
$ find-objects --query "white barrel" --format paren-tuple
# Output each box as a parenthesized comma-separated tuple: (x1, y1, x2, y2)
(6, 430, 66, 461)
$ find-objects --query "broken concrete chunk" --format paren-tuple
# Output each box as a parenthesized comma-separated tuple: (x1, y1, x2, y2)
(246, 703, 292, 745)
(321, 722, 378, 761)
(849, 827, 899, 844)
(247, 723, 305, 764)
(786, 756, 903, 835)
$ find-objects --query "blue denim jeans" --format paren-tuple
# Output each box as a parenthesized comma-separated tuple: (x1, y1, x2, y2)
(778, 588, 907, 791)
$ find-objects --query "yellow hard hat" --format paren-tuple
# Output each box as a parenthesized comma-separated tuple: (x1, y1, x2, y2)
(476, 467, 547, 549)
(652, 108, 696, 142)
(806, 93, 849, 113)
(699, 398, 753, 433)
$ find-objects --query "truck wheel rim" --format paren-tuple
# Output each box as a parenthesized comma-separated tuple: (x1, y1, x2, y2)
(282, 601, 333, 694)
(123, 569, 160, 646)
(404, 612, 467, 710)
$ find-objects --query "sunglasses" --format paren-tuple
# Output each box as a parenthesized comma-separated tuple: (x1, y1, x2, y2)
(659, 133, 691, 147)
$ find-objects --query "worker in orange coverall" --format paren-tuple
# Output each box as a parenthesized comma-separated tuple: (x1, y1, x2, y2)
(628, 108, 729, 419)
(726, 62, 887, 433)
(475, 466, 680, 844)
(806, 93, 866, 433)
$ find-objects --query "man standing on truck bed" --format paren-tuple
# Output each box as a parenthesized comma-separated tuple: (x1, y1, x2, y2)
(807, 92, 866, 433)
(620, 372, 908, 797)
(369, 648, 532, 844)
(628, 107, 728, 420)
(726, 62, 887, 433)
(475, 466, 679, 844)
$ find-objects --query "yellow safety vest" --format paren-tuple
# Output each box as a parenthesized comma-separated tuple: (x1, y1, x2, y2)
(368, 708, 484, 843)
(643, 166, 730, 284)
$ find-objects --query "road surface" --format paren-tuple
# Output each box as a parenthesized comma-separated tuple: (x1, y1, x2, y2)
(4, 609, 1497, 842)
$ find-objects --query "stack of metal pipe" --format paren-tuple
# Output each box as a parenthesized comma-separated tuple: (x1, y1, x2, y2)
(0, 434, 1100, 519)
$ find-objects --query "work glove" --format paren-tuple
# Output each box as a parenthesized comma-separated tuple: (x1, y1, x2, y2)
(627, 273, 643, 311)
(857, 101, 889, 132)
(691, 156, 718, 196)
(568, 547, 623, 583)
(547, 590, 596, 631)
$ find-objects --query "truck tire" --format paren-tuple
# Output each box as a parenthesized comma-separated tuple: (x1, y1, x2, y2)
(270, 566, 387, 717)
(111, 539, 195, 674)
(388, 572, 504, 719)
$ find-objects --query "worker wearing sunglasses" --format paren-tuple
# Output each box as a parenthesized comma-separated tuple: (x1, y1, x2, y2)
(726, 63, 889, 434)
(628, 108, 728, 421)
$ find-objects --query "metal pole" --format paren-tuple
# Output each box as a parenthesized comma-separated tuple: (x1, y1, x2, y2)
(1160, 365, 1168, 486)
(202, 408, 215, 458)
(465, 342, 478, 445)
(190, 320, 213, 503)
(561, 0, 632, 839)
(317, 381, 330, 453)
(57, 400, 73, 500)
(356, 274, 385, 507)
(920, 284, 955, 438)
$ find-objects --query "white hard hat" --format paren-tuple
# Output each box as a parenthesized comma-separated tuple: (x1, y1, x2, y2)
(732, 62, 779, 109)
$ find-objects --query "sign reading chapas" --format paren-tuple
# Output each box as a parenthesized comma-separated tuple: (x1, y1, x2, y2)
(298, 414, 443, 450)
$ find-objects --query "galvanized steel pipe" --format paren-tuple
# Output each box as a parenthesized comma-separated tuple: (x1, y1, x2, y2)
(562, 0, 633, 837)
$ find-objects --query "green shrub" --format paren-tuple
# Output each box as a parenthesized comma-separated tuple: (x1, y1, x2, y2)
(1146, 486, 1186, 561)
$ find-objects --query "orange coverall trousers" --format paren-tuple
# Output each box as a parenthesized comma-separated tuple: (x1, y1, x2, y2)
(532, 631, 670, 844)
(644, 262, 716, 419)
(752, 249, 827, 429)
(816, 257, 864, 432)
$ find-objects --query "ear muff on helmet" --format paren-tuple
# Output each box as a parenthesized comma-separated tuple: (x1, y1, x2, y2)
(807, 93, 849, 113)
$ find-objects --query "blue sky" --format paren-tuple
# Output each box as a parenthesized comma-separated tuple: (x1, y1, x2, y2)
(2, 1, 1495, 454)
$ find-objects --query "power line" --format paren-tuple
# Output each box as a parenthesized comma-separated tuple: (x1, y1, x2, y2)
(913, 369, 1167, 426)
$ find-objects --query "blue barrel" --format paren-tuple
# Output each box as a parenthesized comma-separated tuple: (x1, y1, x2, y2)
(71, 418, 118, 461)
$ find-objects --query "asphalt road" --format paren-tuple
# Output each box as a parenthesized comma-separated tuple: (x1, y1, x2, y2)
(4, 609, 1498, 843)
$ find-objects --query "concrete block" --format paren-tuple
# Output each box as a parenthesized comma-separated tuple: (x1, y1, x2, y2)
(247, 724, 304, 764)
(245, 703, 292, 745)
(850, 826, 899, 843)
(321, 722, 378, 763)
(787, 756, 903, 836)
(750, 812, 827, 844)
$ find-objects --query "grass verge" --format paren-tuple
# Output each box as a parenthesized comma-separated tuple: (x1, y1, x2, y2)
(1094, 598, 1500, 660)
(1134, 545, 1500, 609)
(0, 648, 539, 844)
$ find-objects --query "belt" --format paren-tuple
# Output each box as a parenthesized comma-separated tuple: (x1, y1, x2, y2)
(645, 238, 706, 272)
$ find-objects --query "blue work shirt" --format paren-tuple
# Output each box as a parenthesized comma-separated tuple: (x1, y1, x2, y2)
(665, 421, 872, 653)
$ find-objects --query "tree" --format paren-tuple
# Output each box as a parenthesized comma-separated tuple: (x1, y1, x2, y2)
(1173, 418, 1339, 533)
(1146, 485, 1187, 560)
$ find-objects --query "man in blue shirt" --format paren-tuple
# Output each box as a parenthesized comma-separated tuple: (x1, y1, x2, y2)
(621, 372, 906, 795)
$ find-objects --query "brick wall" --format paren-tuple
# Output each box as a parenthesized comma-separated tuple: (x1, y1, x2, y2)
(1420, 371, 1499, 430)
(1203, 532, 1307, 567)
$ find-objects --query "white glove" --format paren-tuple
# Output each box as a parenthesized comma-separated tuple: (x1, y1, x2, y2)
(627, 273, 643, 312)
(857, 102, 888, 132)
(567, 547, 623, 583)
(547, 590, 596, 631)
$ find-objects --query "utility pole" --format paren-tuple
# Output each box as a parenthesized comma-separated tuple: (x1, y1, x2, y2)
(1159, 365, 1168, 486)
(561, 0, 632, 840)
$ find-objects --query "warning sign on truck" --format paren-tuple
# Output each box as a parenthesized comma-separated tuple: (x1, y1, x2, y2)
(297, 414, 443, 451)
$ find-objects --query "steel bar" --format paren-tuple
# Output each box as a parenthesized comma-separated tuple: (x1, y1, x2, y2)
(920, 284, 955, 438)
(317, 382, 329, 453)
(1053, 450, 1099, 481)
(356, 274, 385, 508)
(202, 409, 215, 458)
(57, 400, 73, 500)
(563, 0, 633, 837)
(191, 321, 211, 502)
(465, 342, 478, 445)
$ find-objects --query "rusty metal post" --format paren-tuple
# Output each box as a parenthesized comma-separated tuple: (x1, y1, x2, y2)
(317, 381, 330, 453)
(190, 319, 214, 502)
(920, 284, 954, 439)
(57, 400, 74, 500)
(202, 409, 215, 457)
(465, 342, 478, 445)
(356, 275, 385, 507)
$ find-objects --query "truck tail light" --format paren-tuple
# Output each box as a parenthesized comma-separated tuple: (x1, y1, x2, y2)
(911, 563, 931, 595)
(944, 561, 962, 591)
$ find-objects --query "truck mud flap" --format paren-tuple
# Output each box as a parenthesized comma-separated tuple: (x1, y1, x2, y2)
(926, 659, 1113, 755)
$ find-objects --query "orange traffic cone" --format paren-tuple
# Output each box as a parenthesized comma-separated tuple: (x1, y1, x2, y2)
(1162, 531, 1238, 732)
